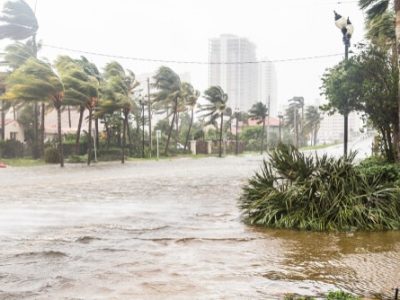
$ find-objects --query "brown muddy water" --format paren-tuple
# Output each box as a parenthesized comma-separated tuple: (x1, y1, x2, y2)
(0, 156, 399, 299)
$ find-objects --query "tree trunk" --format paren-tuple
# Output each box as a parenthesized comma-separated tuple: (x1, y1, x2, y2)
(95, 117, 99, 150)
(33, 102, 39, 158)
(261, 118, 265, 154)
(104, 117, 110, 149)
(164, 99, 177, 156)
(184, 107, 194, 152)
(395, 0, 400, 160)
(219, 113, 224, 158)
(75, 106, 85, 155)
(57, 107, 64, 167)
(126, 118, 132, 150)
(68, 105, 72, 128)
(122, 111, 127, 164)
(1, 100, 5, 141)
(87, 109, 92, 166)
(40, 102, 45, 157)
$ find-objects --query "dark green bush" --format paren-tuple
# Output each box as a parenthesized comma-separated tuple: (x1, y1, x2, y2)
(357, 156, 400, 183)
(44, 147, 60, 164)
(67, 155, 85, 163)
(97, 147, 122, 161)
(240, 144, 400, 231)
(0, 140, 25, 158)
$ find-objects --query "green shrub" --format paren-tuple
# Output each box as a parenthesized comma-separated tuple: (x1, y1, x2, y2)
(326, 291, 359, 300)
(240, 144, 400, 231)
(67, 155, 85, 163)
(0, 140, 24, 158)
(44, 147, 60, 164)
(97, 147, 122, 161)
(357, 156, 400, 183)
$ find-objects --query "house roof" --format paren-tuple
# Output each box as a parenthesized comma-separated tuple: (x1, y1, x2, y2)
(248, 117, 280, 127)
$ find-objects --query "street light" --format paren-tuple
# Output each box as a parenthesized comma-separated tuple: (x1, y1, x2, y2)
(235, 107, 240, 155)
(334, 10, 354, 156)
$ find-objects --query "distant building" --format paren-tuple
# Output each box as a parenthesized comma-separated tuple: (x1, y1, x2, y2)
(208, 34, 258, 112)
(319, 112, 363, 143)
(258, 60, 278, 117)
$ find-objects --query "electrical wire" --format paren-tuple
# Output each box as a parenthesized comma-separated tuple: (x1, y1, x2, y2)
(42, 44, 344, 65)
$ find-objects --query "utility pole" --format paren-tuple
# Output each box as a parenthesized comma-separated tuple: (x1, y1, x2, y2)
(147, 78, 152, 158)
(141, 99, 145, 158)
(265, 95, 271, 151)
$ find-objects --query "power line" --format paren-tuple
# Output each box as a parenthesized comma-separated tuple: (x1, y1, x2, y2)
(42, 44, 344, 65)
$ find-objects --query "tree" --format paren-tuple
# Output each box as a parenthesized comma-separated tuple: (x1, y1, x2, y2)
(0, 0, 41, 157)
(284, 102, 301, 147)
(359, 0, 400, 157)
(249, 102, 268, 154)
(0, 72, 7, 141)
(152, 66, 182, 155)
(181, 82, 200, 151)
(55, 56, 99, 165)
(305, 106, 322, 146)
(4, 58, 65, 166)
(99, 61, 139, 163)
(321, 45, 398, 161)
(200, 86, 228, 157)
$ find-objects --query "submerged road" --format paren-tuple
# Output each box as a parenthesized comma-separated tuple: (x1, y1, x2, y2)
(0, 147, 399, 299)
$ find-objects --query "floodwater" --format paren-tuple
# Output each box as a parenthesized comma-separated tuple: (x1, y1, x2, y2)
(0, 156, 399, 299)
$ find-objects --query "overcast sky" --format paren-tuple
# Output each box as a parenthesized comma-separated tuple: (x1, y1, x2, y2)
(0, 0, 366, 113)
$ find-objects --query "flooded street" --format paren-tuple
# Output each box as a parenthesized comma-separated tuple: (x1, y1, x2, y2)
(0, 156, 399, 299)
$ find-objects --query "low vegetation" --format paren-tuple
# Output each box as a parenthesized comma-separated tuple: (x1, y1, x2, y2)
(284, 290, 360, 300)
(240, 144, 400, 231)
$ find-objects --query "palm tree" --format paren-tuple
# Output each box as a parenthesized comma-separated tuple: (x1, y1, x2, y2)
(55, 56, 99, 165)
(289, 97, 304, 147)
(0, 0, 38, 42)
(285, 104, 301, 147)
(0, 0, 41, 156)
(182, 82, 200, 152)
(359, 0, 400, 157)
(4, 58, 65, 166)
(305, 106, 322, 146)
(249, 102, 268, 154)
(152, 66, 182, 155)
(0, 72, 7, 141)
(99, 61, 139, 163)
(200, 86, 228, 157)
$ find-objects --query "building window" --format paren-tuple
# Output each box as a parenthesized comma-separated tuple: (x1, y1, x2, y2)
(10, 132, 17, 140)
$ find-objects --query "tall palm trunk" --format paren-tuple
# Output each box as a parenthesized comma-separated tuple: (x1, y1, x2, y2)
(87, 109, 93, 166)
(184, 107, 194, 152)
(164, 100, 177, 155)
(219, 113, 224, 158)
(67, 106, 72, 128)
(75, 106, 85, 154)
(40, 102, 45, 156)
(261, 117, 266, 154)
(95, 117, 99, 150)
(33, 102, 39, 158)
(1, 100, 5, 141)
(57, 106, 64, 167)
(122, 111, 127, 164)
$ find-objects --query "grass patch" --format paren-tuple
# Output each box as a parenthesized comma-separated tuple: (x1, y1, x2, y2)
(0, 158, 45, 167)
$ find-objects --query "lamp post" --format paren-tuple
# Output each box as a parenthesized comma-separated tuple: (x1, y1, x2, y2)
(278, 112, 283, 143)
(235, 107, 240, 155)
(334, 11, 354, 156)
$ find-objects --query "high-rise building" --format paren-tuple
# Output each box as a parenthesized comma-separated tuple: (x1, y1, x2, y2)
(208, 34, 258, 111)
(258, 60, 277, 116)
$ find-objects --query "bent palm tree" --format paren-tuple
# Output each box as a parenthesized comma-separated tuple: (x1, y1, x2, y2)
(55, 56, 99, 165)
(152, 66, 182, 155)
(200, 86, 228, 157)
(99, 61, 139, 163)
(4, 58, 65, 166)
(182, 82, 200, 151)
(305, 106, 322, 146)
(249, 102, 268, 154)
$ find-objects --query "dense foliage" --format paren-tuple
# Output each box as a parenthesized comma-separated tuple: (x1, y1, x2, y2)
(240, 144, 400, 231)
